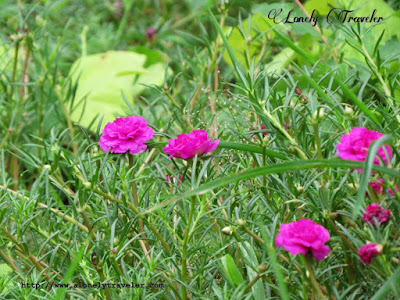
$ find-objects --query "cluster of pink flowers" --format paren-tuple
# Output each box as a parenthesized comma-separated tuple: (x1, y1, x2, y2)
(368, 178, 398, 196)
(99, 120, 396, 268)
(337, 127, 394, 265)
(98, 116, 219, 159)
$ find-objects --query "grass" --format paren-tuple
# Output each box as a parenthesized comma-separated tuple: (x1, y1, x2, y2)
(1, 0, 400, 299)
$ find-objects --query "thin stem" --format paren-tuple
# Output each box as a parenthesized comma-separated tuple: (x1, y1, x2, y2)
(243, 274, 262, 294)
(313, 124, 323, 159)
(241, 225, 265, 245)
(360, 43, 392, 100)
(304, 254, 326, 300)
(181, 197, 196, 300)
(0, 249, 21, 274)
(328, 218, 357, 253)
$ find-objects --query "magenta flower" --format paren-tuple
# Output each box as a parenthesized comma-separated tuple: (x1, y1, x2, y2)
(166, 174, 184, 187)
(163, 129, 219, 160)
(358, 243, 382, 264)
(146, 27, 157, 41)
(362, 204, 391, 226)
(252, 124, 268, 137)
(368, 178, 398, 196)
(99, 116, 154, 155)
(369, 179, 384, 195)
(337, 127, 392, 169)
(275, 219, 330, 261)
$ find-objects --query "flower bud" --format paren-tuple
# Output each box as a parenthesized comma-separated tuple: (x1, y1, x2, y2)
(258, 262, 267, 273)
(262, 135, 269, 146)
(344, 106, 354, 116)
(312, 108, 325, 123)
(236, 219, 246, 227)
(296, 185, 304, 194)
(222, 226, 233, 236)
(295, 86, 303, 96)
(83, 182, 92, 190)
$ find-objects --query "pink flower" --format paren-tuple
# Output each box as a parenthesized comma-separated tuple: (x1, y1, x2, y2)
(163, 129, 219, 160)
(369, 179, 384, 195)
(99, 116, 154, 155)
(387, 184, 399, 196)
(146, 27, 157, 41)
(252, 124, 268, 137)
(362, 203, 391, 226)
(358, 243, 382, 264)
(166, 174, 184, 187)
(368, 179, 398, 196)
(336, 127, 392, 169)
(275, 219, 330, 261)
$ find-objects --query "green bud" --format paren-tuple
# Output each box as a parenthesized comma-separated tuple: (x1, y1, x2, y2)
(236, 219, 246, 226)
(258, 262, 267, 273)
(222, 226, 233, 236)
(296, 185, 304, 194)
(83, 182, 92, 190)
(344, 106, 354, 116)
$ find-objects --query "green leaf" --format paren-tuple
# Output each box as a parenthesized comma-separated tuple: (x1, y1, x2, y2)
(271, 27, 381, 125)
(239, 242, 264, 300)
(68, 50, 167, 129)
(222, 13, 273, 68)
(220, 254, 244, 287)
(371, 266, 400, 300)
(0, 264, 12, 276)
(147, 140, 287, 160)
(0, 264, 14, 293)
(54, 247, 85, 300)
(304, 0, 336, 16)
(265, 47, 295, 75)
(140, 159, 400, 215)
(258, 221, 290, 300)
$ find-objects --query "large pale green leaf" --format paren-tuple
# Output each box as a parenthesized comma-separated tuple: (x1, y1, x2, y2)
(223, 13, 275, 68)
(304, 0, 336, 16)
(0, 264, 13, 293)
(69, 50, 166, 129)
(265, 47, 295, 74)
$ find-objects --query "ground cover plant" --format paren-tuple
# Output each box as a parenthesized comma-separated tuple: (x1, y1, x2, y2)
(1, 0, 400, 299)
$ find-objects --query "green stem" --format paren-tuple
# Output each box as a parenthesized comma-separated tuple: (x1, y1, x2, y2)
(0, 249, 21, 274)
(328, 218, 357, 253)
(181, 197, 196, 300)
(93, 186, 171, 254)
(313, 124, 323, 159)
(115, 0, 134, 43)
(242, 225, 265, 245)
(243, 274, 262, 294)
(361, 43, 392, 100)
(304, 254, 326, 300)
